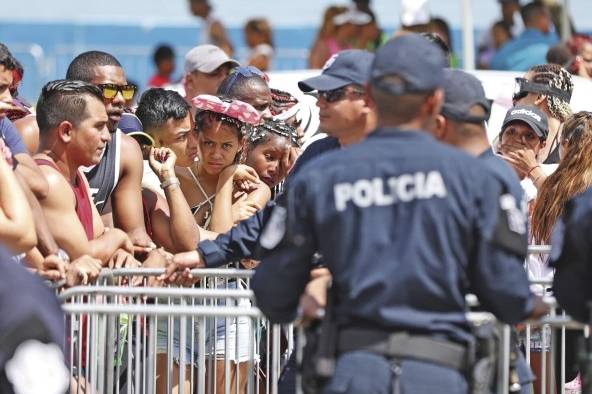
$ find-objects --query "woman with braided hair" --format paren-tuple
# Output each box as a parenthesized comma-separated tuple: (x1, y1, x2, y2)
(508, 63, 574, 193)
(244, 118, 301, 189)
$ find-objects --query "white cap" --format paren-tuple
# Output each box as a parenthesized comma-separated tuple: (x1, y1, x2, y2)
(401, 0, 430, 26)
(184, 45, 240, 74)
(333, 9, 372, 26)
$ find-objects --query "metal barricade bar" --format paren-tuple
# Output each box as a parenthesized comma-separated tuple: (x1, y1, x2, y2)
(63, 280, 281, 394)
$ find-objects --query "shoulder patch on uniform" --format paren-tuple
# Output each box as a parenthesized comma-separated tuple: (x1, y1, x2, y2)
(5, 340, 69, 394)
(492, 193, 528, 255)
(260, 206, 287, 250)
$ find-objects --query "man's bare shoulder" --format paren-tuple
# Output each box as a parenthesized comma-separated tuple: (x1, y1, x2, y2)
(34, 159, 74, 207)
(118, 133, 143, 172)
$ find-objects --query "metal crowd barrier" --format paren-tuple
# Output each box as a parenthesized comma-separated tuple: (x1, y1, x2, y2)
(54, 244, 587, 394)
(59, 267, 292, 394)
(519, 245, 586, 394)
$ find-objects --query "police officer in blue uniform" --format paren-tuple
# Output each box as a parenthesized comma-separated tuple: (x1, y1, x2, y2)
(552, 172, 592, 323)
(0, 246, 67, 393)
(251, 34, 546, 394)
(432, 68, 536, 393)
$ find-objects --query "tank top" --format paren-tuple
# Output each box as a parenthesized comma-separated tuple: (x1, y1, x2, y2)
(35, 158, 94, 241)
(82, 129, 121, 214)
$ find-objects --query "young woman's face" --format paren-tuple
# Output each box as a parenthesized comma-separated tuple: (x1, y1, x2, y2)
(245, 133, 290, 187)
(197, 121, 242, 176)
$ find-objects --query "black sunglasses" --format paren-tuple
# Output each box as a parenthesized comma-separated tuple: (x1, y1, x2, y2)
(313, 86, 365, 103)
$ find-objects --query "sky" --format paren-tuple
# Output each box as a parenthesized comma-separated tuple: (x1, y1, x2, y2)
(1, 0, 591, 30)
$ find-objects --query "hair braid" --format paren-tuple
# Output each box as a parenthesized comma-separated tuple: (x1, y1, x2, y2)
(529, 64, 573, 122)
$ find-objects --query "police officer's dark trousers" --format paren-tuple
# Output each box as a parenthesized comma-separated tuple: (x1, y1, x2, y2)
(322, 351, 468, 394)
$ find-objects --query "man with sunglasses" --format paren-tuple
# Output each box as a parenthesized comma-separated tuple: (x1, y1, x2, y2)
(182, 44, 239, 108)
(66, 51, 156, 253)
(299, 49, 376, 148)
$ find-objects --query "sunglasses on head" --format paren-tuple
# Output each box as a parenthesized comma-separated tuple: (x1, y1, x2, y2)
(97, 83, 137, 101)
(512, 77, 572, 103)
(313, 86, 365, 103)
(219, 66, 268, 95)
(512, 90, 529, 103)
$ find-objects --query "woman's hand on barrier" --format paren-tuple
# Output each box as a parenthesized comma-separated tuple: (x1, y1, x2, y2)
(142, 248, 172, 268)
(66, 255, 102, 286)
(159, 250, 204, 284)
(527, 295, 551, 320)
(240, 259, 259, 269)
(37, 254, 68, 282)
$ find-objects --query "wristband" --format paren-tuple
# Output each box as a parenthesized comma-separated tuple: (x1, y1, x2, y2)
(527, 165, 541, 178)
(161, 177, 180, 189)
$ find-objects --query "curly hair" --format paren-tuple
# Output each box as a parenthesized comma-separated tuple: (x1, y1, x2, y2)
(531, 112, 592, 243)
(528, 64, 573, 122)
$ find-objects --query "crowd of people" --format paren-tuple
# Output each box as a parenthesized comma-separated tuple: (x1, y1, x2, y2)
(1, 0, 592, 393)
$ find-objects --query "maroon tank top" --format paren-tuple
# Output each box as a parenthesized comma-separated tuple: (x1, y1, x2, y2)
(35, 158, 94, 241)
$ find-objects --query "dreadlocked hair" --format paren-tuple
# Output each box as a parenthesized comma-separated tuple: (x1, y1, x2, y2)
(528, 64, 573, 122)
(270, 88, 299, 116)
(531, 112, 592, 243)
(248, 119, 300, 148)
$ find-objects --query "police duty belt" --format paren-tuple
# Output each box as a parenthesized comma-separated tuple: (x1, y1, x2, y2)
(338, 329, 468, 372)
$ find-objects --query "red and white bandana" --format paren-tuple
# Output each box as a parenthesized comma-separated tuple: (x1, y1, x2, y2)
(191, 95, 262, 125)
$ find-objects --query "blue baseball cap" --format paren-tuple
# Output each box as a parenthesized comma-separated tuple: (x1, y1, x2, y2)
(441, 69, 492, 124)
(119, 112, 155, 146)
(370, 33, 447, 95)
(298, 50, 374, 92)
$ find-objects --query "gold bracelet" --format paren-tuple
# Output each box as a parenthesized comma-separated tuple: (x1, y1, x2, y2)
(161, 177, 180, 189)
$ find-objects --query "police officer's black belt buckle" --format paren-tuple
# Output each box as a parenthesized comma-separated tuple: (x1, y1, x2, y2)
(337, 329, 468, 372)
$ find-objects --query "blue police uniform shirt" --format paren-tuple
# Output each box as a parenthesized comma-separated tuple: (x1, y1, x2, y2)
(198, 136, 340, 267)
(0, 117, 27, 156)
(551, 187, 592, 322)
(0, 247, 66, 392)
(478, 149, 524, 203)
(252, 128, 534, 344)
(489, 29, 559, 71)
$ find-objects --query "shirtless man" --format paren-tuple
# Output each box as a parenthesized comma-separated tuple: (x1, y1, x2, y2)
(34, 79, 139, 268)
(66, 51, 155, 252)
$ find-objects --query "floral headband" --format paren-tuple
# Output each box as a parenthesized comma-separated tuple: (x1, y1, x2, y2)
(191, 94, 262, 126)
